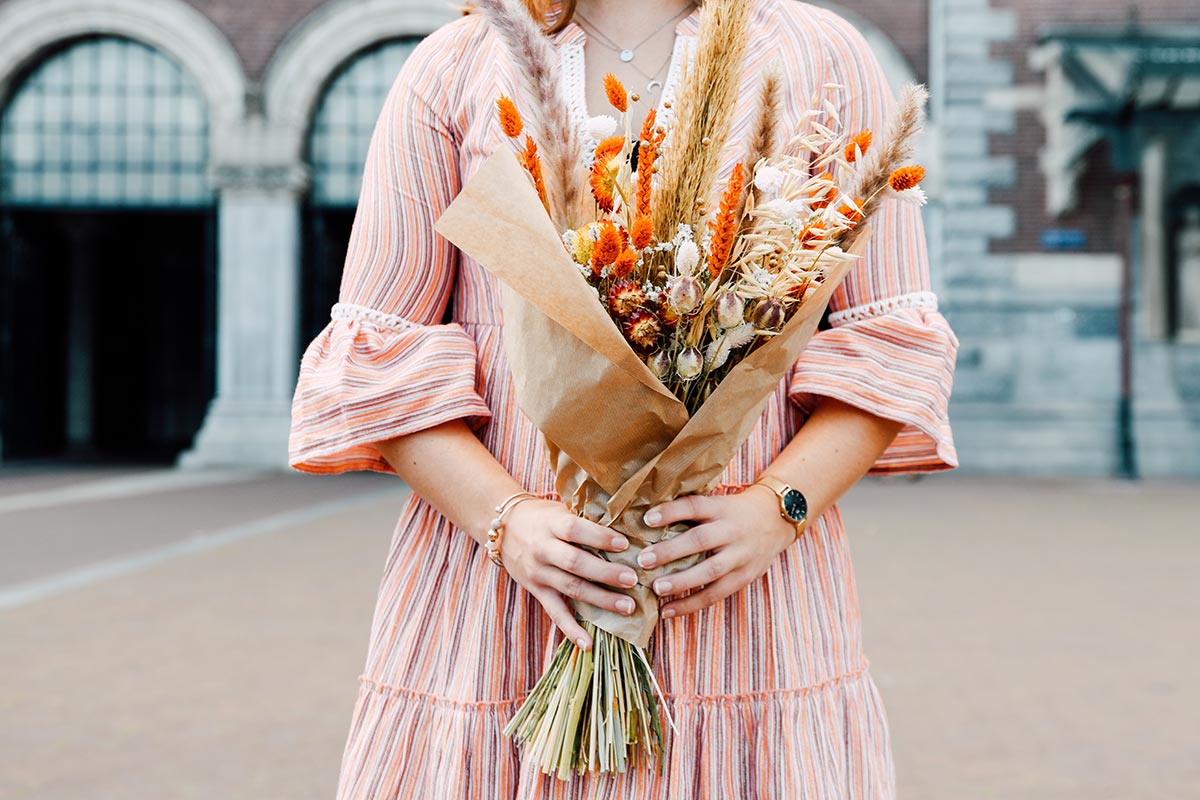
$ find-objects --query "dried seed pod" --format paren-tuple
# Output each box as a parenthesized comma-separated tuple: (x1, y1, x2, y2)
(752, 298, 786, 331)
(676, 347, 703, 380)
(714, 291, 745, 328)
(647, 350, 670, 378)
(668, 276, 703, 315)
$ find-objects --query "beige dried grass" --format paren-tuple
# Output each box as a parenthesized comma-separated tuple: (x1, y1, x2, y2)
(651, 0, 753, 239)
(474, 0, 584, 228)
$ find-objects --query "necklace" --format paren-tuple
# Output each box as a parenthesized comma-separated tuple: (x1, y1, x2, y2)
(575, 3, 693, 64)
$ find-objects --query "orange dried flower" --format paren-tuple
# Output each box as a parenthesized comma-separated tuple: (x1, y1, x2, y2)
(843, 129, 873, 163)
(800, 224, 827, 247)
(635, 109, 661, 219)
(496, 95, 523, 138)
(889, 165, 926, 192)
(603, 73, 628, 113)
(837, 198, 865, 225)
(591, 220, 622, 273)
(809, 171, 834, 211)
(613, 248, 637, 278)
(623, 310, 662, 351)
(607, 278, 646, 316)
(706, 162, 746, 279)
(520, 136, 549, 213)
(590, 135, 625, 213)
(631, 216, 654, 250)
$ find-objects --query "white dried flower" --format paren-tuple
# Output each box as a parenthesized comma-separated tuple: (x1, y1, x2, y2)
(753, 165, 785, 194)
(674, 241, 700, 275)
(714, 291, 745, 329)
(705, 323, 756, 369)
(587, 114, 618, 140)
(893, 187, 929, 206)
(676, 347, 703, 380)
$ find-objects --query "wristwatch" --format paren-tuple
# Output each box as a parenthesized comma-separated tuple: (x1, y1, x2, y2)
(752, 475, 809, 541)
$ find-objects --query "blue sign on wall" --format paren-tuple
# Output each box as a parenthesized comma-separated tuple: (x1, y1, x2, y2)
(1041, 228, 1088, 250)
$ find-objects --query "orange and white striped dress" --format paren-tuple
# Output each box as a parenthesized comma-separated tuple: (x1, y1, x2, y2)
(289, 2, 957, 797)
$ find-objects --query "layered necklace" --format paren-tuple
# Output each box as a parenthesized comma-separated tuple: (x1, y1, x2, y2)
(575, 3, 695, 95)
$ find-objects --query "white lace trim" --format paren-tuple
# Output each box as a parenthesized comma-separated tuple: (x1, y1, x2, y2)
(560, 35, 697, 157)
(330, 303, 420, 331)
(826, 291, 940, 327)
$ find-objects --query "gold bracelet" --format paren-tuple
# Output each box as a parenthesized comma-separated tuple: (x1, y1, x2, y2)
(486, 491, 537, 568)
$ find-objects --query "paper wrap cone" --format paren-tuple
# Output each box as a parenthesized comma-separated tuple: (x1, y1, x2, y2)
(437, 151, 865, 648)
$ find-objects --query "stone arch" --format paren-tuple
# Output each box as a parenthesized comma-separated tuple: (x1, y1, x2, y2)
(261, 0, 457, 162)
(0, 0, 247, 153)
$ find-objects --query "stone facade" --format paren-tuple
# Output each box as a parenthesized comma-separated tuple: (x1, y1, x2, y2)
(0, 0, 1196, 475)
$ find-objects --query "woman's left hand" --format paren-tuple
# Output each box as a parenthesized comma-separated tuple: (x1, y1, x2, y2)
(637, 487, 798, 619)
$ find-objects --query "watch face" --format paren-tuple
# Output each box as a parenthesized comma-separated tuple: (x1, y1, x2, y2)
(781, 489, 808, 523)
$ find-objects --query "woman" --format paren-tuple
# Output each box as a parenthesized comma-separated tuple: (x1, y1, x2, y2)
(289, 0, 958, 797)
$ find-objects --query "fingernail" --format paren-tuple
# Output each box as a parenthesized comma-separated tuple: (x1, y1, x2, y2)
(662, 608, 676, 619)
(617, 598, 635, 615)
(643, 509, 662, 526)
(654, 579, 672, 595)
(611, 536, 629, 551)
(620, 570, 638, 587)
(638, 549, 657, 568)
(576, 636, 592, 650)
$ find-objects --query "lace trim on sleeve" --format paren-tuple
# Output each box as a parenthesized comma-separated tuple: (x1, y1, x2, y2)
(826, 291, 940, 327)
(330, 303, 421, 332)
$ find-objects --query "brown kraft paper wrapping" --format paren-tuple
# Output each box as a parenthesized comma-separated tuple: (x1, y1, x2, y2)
(436, 151, 868, 648)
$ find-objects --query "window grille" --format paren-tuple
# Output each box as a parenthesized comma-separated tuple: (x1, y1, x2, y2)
(0, 36, 212, 208)
(308, 40, 419, 207)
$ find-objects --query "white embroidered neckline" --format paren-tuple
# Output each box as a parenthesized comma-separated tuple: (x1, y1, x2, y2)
(560, 35, 696, 156)
(826, 292, 940, 327)
(331, 302, 419, 331)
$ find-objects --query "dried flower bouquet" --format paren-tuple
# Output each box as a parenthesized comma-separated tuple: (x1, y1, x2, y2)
(436, 0, 930, 780)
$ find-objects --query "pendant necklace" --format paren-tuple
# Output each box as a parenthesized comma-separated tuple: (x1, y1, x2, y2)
(575, 3, 693, 65)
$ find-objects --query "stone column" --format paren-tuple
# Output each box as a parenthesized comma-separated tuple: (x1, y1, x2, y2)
(180, 152, 310, 469)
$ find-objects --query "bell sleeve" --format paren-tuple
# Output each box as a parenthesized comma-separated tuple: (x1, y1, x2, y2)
(788, 12, 959, 474)
(288, 32, 491, 475)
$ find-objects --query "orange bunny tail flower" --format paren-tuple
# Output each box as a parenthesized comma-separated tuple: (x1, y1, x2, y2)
(520, 136, 550, 214)
(590, 135, 626, 213)
(837, 198, 865, 226)
(496, 95, 523, 138)
(590, 220, 622, 275)
(613, 248, 637, 278)
(843, 129, 873, 163)
(603, 73, 628, 113)
(631, 216, 654, 250)
(889, 165, 926, 192)
(706, 163, 746, 279)
(635, 109, 660, 218)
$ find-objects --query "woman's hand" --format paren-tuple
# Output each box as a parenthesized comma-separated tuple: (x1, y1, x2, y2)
(500, 499, 639, 650)
(638, 488, 796, 619)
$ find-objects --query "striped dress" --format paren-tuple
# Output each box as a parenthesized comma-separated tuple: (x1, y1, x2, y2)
(288, 2, 958, 798)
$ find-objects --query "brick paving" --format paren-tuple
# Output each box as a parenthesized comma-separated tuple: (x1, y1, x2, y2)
(0, 469, 1196, 799)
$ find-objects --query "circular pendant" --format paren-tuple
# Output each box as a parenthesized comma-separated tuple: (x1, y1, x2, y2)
(620, 49, 635, 63)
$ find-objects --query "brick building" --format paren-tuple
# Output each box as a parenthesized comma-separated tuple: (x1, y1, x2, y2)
(0, 0, 1197, 475)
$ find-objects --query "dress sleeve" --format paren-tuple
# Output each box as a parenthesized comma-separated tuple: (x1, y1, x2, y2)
(289, 32, 491, 475)
(788, 12, 959, 474)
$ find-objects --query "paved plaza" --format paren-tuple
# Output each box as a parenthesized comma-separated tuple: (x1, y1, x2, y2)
(0, 467, 1196, 799)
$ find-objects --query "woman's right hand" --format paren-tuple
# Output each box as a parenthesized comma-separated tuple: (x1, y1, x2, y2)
(500, 499, 639, 649)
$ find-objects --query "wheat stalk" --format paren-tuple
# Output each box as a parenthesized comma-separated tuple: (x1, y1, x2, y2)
(651, 0, 753, 239)
(474, 0, 584, 228)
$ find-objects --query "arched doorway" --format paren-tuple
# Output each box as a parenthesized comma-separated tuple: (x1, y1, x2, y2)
(300, 40, 419, 348)
(0, 36, 216, 463)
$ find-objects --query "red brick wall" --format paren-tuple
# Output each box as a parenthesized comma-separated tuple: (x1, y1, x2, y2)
(991, 0, 1198, 254)
(180, 0, 329, 78)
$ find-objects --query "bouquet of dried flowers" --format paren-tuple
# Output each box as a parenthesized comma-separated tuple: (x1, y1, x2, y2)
(437, 0, 929, 780)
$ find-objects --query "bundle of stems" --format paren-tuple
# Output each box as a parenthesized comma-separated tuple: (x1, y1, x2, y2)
(503, 622, 667, 778)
